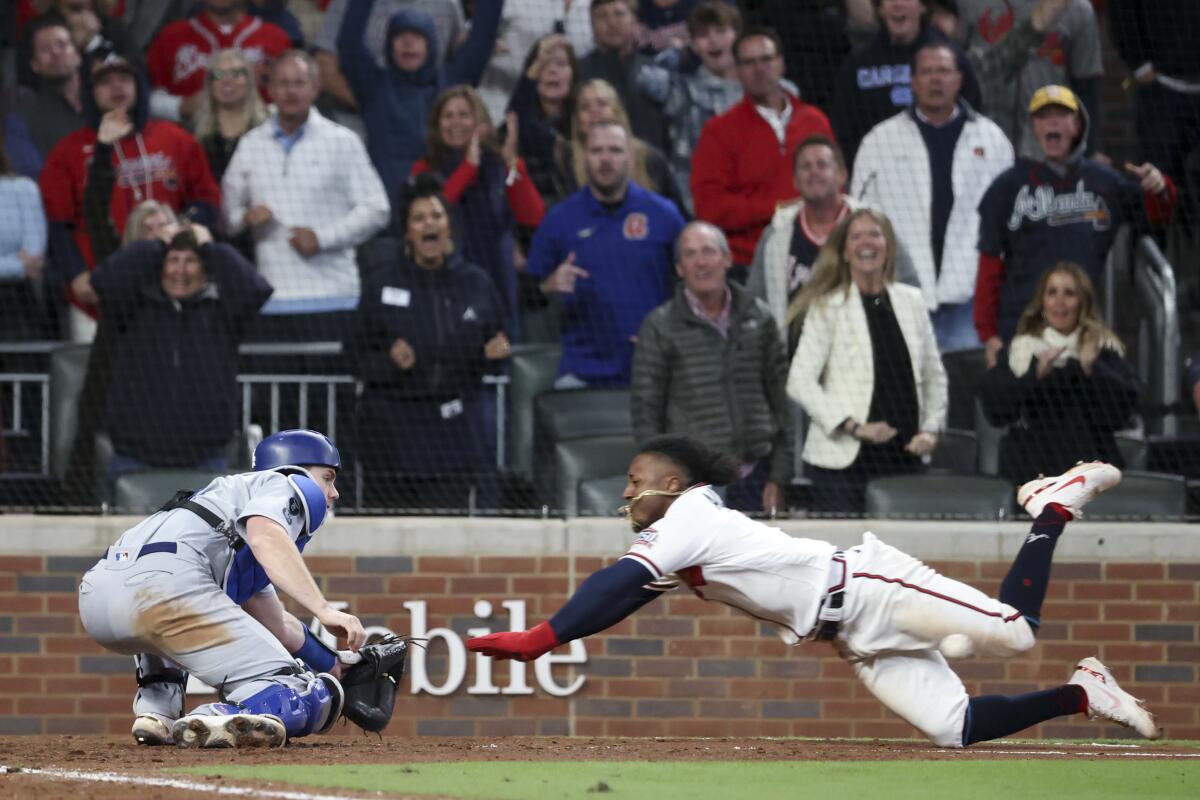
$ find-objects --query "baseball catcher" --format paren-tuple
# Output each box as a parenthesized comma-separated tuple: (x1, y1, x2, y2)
(469, 435, 1161, 746)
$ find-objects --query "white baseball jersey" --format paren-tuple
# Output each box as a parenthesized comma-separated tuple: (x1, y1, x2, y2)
(622, 485, 839, 644)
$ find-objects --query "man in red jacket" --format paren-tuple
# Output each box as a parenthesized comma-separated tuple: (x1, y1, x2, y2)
(146, 0, 291, 121)
(39, 52, 221, 340)
(690, 27, 834, 282)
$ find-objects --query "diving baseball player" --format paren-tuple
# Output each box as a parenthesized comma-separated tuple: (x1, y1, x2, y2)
(468, 435, 1161, 746)
(79, 429, 366, 748)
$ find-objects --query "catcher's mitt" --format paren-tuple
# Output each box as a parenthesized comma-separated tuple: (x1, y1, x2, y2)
(339, 635, 414, 733)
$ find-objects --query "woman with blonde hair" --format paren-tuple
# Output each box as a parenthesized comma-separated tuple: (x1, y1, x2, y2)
(411, 84, 545, 331)
(786, 208, 947, 514)
(121, 200, 177, 246)
(191, 49, 267, 183)
(981, 262, 1139, 484)
(556, 79, 686, 214)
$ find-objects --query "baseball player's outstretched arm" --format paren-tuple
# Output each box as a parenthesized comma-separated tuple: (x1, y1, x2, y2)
(244, 516, 366, 650)
(467, 559, 663, 661)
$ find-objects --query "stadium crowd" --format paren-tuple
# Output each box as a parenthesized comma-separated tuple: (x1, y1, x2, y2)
(0, 0, 1197, 514)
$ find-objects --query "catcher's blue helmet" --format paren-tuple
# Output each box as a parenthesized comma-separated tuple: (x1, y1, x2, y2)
(253, 429, 341, 472)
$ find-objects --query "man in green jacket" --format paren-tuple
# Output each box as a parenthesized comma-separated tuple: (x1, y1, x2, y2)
(630, 221, 792, 514)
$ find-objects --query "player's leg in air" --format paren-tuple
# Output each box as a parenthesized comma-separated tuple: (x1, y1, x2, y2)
(842, 462, 1159, 746)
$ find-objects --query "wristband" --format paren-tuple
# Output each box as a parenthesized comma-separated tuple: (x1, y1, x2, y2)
(291, 627, 338, 672)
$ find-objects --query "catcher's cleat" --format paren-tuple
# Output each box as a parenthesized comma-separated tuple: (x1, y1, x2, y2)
(1068, 657, 1161, 740)
(1017, 461, 1121, 519)
(314, 672, 344, 734)
(171, 712, 287, 749)
(131, 713, 174, 746)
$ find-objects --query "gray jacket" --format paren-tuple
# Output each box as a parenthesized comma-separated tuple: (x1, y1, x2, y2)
(631, 283, 793, 485)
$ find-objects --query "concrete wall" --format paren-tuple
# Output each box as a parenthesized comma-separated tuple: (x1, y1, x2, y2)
(1, 516, 1196, 740)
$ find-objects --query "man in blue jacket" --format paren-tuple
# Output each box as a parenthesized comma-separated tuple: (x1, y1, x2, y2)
(337, 0, 504, 201)
(527, 120, 686, 388)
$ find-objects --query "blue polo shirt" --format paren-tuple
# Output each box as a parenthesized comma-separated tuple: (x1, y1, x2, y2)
(527, 182, 685, 386)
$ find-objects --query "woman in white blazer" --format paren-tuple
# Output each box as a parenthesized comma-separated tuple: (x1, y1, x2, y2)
(786, 209, 948, 513)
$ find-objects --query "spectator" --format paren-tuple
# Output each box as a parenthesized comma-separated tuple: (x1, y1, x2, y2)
(957, 0, 1102, 157)
(122, 200, 178, 245)
(147, 0, 292, 122)
(507, 33, 580, 206)
(559, 78, 686, 214)
(635, 0, 705, 53)
(222, 50, 390, 344)
(314, 0, 468, 118)
(743, 0, 851, 110)
(831, 0, 981, 166)
(578, 0, 666, 150)
(1108, 0, 1200, 192)
(851, 42, 1013, 353)
(337, 0, 504, 201)
(0, 134, 49, 341)
(91, 223, 272, 488)
(635, 0, 742, 216)
(476, 0, 593, 124)
(40, 52, 221, 342)
(120, 0, 191, 51)
(749, 134, 921, 352)
(190, 49, 269, 183)
(690, 27, 834, 281)
(18, 0, 142, 89)
(1, 112, 44, 180)
(411, 85, 545, 332)
(351, 174, 509, 510)
(14, 19, 86, 164)
(244, 0, 306, 48)
(631, 221, 792, 514)
(979, 261, 1138, 484)
(527, 120, 685, 387)
(974, 85, 1177, 366)
(786, 209, 947, 514)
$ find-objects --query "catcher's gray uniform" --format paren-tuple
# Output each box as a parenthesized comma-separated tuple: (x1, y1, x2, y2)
(79, 470, 330, 729)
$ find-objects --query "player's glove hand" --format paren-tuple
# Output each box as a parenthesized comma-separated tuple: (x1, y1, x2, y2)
(466, 621, 559, 662)
(338, 635, 414, 733)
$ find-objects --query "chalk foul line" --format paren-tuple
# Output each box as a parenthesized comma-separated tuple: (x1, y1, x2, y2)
(0, 765, 363, 800)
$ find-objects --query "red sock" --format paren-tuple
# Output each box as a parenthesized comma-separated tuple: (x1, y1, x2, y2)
(1043, 502, 1073, 522)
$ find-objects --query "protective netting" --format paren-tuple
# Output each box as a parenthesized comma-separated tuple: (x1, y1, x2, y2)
(1, 0, 1198, 519)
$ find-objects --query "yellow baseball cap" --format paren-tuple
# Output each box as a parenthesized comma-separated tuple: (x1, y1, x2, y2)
(1029, 85, 1080, 115)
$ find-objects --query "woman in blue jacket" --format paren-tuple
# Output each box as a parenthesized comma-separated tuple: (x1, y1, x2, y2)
(351, 174, 511, 511)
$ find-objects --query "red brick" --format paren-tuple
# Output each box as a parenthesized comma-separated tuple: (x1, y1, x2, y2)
(575, 557, 604, 572)
(634, 659, 693, 678)
(0, 676, 41, 693)
(698, 618, 757, 636)
(16, 656, 75, 674)
(664, 719, 727, 737)
(44, 636, 104, 654)
(666, 597, 711, 616)
(730, 720, 791, 737)
(606, 719, 665, 737)
(1041, 643, 1098, 662)
(1099, 643, 1164, 662)
(1042, 601, 1100, 621)
(19, 696, 74, 714)
(667, 639, 727, 657)
(1107, 563, 1164, 580)
(509, 697, 572, 717)
(925, 561, 977, 579)
(79, 696, 138, 714)
(512, 577, 570, 594)
(1073, 582, 1131, 600)
(1168, 645, 1200, 662)
(792, 680, 853, 699)
(825, 701, 883, 718)
(539, 557, 568, 573)
(479, 557, 537, 573)
(794, 719, 853, 738)
(416, 556, 476, 573)
(729, 679, 790, 699)
(46, 596, 77, 613)
(0, 557, 43, 572)
(665, 679, 726, 698)
(1136, 583, 1196, 602)
(1169, 685, 1200, 703)
(605, 679, 667, 698)
(55, 677, 103, 693)
(1104, 603, 1164, 621)
(449, 577, 509, 594)
(387, 575, 446, 594)
(1168, 564, 1200, 581)
(1168, 604, 1200, 622)
(575, 719, 604, 735)
(1072, 623, 1131, 641)
(0, 576, 14, 591)
(821, 659, 856, 679)
(304, 556, 354, 573)
(0, 595, 43, 612)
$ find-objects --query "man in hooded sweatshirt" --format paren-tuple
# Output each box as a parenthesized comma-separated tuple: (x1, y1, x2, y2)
(39, 51, 221, 342)
(337, 0, 505, 202)
(973, 84, 1177, 368)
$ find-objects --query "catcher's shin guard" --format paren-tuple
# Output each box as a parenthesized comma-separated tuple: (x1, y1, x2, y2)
(237, 674, 336, 739)
(134, 654, 188, 719)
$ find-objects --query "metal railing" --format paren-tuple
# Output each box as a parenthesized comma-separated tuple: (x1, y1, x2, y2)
(0, 373, 50, 477)
(1133, 235, 1181, 436)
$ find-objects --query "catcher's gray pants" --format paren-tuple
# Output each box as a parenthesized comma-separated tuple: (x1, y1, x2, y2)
(79, 547, 308, 719)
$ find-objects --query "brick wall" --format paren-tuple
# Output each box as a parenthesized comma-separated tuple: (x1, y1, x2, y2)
(2, 551, 1197, 741)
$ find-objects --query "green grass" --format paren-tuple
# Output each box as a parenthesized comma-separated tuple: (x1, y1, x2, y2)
(179, 760, 1200, 800)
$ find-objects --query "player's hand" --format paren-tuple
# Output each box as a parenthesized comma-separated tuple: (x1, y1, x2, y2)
(984, 336, 1004, 368)
(541, 252, 589, 294)
(1125, 162, 1166, 195)
(289, 226, 320, 257)
(390, 338, 416, 369)
(244, 205, 274, 228)
(96, 109, 133, 145)
(317, 606, 366, 652)
(856, 421, 897, 445)
(761, 481, 784, 516)
(1035, 346, 1067, 379)
(484, 331, 511, 360)
(467, 621, 559, 662)
(502, 111, 520, 170)
(71, 271, 98, 306)
(904, 431, 939, 457)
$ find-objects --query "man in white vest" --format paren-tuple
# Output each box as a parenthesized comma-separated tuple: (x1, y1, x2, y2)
(852, 41, 1012, 353)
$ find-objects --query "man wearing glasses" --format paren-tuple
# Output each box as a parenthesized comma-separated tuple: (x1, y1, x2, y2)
(691, 28, 834, 285)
